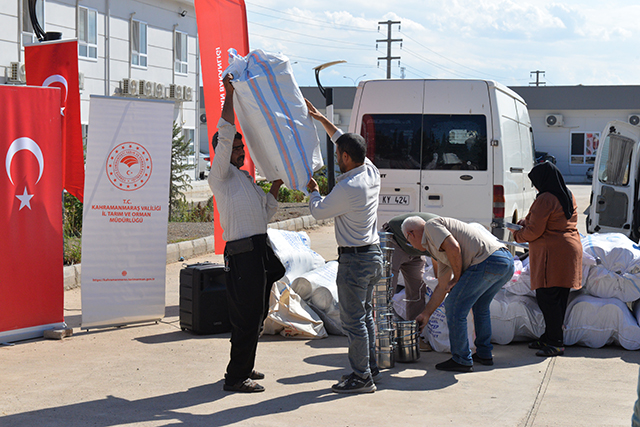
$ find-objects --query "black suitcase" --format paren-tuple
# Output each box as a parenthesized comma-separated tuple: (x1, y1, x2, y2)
(179, 262, 231, 335)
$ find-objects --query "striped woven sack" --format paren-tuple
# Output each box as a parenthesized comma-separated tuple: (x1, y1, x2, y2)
(223, 48, 323, 192)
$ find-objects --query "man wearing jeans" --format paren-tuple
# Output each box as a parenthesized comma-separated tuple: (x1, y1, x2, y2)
(305, 99, 382, 394)
(402, 216, 514, 372)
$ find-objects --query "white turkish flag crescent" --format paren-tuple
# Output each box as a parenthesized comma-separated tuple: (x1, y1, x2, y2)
(5, 137, 45, 185)
(42, 74, 68, 103)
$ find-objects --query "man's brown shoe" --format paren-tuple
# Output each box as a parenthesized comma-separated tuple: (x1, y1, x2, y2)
(223, 378, 265, 393)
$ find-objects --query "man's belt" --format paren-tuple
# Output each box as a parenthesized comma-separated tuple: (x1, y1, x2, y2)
(338, 244, 380, 255)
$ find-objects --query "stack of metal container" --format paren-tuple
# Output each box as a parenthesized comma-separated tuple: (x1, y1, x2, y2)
(374, 231, 396, 369)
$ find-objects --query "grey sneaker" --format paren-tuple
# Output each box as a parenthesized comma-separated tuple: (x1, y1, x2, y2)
(332, 372, 376, 394)
(341, 367, 380, 382)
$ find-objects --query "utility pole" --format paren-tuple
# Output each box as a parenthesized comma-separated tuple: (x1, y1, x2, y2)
(529, 70, 546, 87)
(377, 20, 402, 79)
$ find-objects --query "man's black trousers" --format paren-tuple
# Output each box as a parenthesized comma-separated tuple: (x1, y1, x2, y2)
(223, 234, 285, 386)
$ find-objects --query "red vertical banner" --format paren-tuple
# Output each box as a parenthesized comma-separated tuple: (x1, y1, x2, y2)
(195, 0, 252, 253)
(0, 86, 63, 338)
(25, 39, 85, 202)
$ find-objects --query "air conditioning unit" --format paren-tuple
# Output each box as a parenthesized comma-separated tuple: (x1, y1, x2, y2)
(129, 79, 139, 96)
(184, 86, 193, 101)
(121, 78, 134, 95)
(629, 114, 640, 126)
(8, 62, 26, 83)
(78, 72, 85, 90)
(199, 113, 207, 124)
(545, 114, 563, 127)
(169, 83, 183, 100)
(154, 83, 165, 99)
(140, 80, 155, 97)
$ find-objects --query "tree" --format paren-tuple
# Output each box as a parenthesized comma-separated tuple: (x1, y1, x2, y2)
(169, 122, 193, 219)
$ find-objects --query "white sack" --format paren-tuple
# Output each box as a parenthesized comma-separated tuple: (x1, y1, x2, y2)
(489, 289, 545, 345)
(290, 261, 344, 336)
(267, 229, 325, 284)
(419, 281, 476, 353)
(290, 261, 339, 309)
(502, 257, 535, 297)
(263, 281, 327, 339)
(564, 292, 640, 350)
(223, 48, 323, 192)
(581, 233, 640, 302)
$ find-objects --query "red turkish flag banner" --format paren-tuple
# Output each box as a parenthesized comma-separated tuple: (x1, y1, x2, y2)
(0, 86, 63, 335)
(195, 0, 252, 254)
(25, 39, 85, 202)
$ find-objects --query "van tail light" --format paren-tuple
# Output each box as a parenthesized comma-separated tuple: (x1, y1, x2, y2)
(493, 185, 505, 220)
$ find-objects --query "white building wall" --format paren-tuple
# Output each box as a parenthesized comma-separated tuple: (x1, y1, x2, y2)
(530, 109, 636, 183)
(1, 0, 203, 180)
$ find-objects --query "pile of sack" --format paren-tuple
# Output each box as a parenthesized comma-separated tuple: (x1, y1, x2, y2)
(392, 232, 640, 351)
(262, 228, 343, 339)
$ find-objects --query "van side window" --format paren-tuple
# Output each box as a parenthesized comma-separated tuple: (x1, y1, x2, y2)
(422, 115, 487, 171)
(598, 133, 634, 186)
(361, 114, 422, 169)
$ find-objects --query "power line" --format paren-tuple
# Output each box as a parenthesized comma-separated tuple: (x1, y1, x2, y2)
(251, 31, 372, 51)
(245, 2, 377, 33)
(250, 21, 372, 48)
(402, 47, 474, 78)
(399, 30, 509, 81)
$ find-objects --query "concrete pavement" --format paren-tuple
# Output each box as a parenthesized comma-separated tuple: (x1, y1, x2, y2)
(2, 185, 639, 426)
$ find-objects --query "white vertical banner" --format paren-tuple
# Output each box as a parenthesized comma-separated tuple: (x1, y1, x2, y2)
(81, 96, 174, 329)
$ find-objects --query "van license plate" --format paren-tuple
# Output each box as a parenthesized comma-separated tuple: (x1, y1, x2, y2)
(380, 195, 410, 205)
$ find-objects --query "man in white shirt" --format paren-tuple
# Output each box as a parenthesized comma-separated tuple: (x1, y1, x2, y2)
(305, 99, 383, 394)
(208, 75, 285, 393)
(402, 216, 514, 372)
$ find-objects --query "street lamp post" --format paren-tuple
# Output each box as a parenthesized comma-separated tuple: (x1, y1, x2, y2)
(313, 60, 346, 192)
(343, 74, 366, 86)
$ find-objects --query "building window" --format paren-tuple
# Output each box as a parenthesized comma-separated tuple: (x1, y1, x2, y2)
(183, 128, 195, 159)
(174, 31, 188, 75)
(22, 0, 44, 46)
(78, 6, 97, 59)
(570, 132, 600, 165)
(131, 20, 147, 68)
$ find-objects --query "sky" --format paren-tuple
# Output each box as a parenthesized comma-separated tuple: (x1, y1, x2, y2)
(242, 0, 640, 89)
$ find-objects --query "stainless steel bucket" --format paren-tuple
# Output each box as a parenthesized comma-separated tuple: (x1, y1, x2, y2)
(377, 346, 395, 369)
(395, 320, 420, 363)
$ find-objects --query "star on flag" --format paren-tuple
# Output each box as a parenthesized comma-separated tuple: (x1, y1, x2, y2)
(16, 187, 34, 210)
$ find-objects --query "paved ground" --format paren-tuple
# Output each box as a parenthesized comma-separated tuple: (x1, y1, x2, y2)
(3, 185, 639, 427)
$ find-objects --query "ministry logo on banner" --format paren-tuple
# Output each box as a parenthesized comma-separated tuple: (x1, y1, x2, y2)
(81, 96, 173, 330)
(106, 142, 153, 191)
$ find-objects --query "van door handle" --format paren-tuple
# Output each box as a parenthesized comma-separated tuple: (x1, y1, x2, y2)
(510, 167, 524, 173)
(459, 175, 473, 181)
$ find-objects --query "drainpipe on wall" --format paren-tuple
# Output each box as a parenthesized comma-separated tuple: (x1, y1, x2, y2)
(106, 0, 111, 95)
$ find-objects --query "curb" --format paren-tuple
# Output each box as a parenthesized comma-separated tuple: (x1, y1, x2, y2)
(63, 215, 333, 290)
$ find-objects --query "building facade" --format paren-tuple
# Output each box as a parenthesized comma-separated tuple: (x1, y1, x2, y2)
(1, 0, 204, 179)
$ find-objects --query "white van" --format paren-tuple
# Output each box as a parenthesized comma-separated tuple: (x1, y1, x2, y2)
(586, 120, 640, 240)
(349, 79, 536, 240)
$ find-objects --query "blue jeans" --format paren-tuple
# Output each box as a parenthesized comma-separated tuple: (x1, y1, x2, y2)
(444, 248, 514, 366)
(633, 366, 640, 427)
(337, 249, 383, 379)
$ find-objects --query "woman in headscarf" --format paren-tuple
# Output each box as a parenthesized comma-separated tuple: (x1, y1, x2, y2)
(508, 162, 582, 357)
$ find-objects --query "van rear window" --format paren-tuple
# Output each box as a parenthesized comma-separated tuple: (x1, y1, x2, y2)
(361, 114, 487, 171)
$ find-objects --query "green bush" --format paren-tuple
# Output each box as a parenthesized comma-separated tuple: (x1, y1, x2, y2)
(257, 181, 307, 203)
(169, 197, 214, 222)
(63, 192, 83, 237)
(64, 237, 82, 265)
